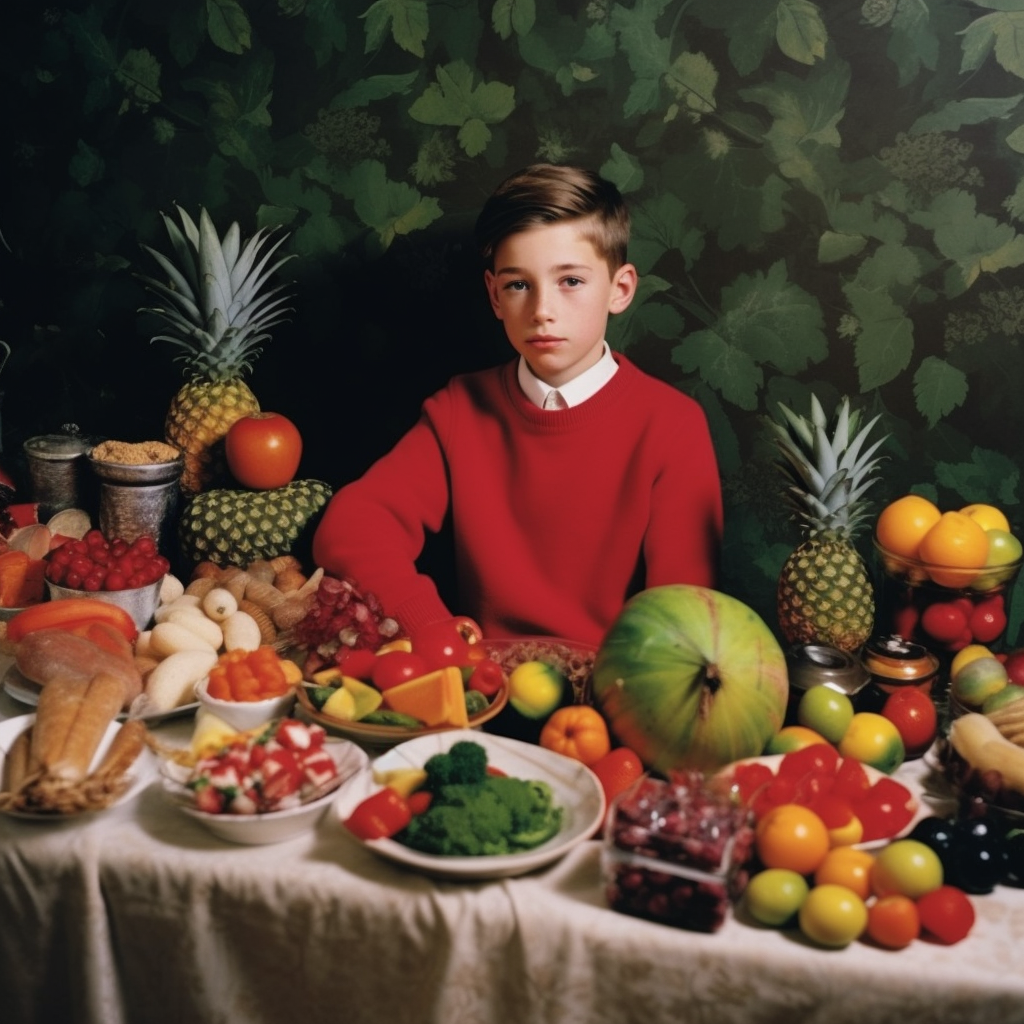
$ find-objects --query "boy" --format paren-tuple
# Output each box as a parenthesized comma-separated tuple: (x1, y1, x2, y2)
(312, 164, 722, 647)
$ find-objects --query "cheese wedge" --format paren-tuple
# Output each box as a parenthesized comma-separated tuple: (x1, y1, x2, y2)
(382, 666, 469, 728)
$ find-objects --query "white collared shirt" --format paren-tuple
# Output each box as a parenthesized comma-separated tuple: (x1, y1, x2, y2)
(517, 343, 618, 409)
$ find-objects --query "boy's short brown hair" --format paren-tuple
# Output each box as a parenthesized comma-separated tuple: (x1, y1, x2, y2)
(475, 164, 630, 271)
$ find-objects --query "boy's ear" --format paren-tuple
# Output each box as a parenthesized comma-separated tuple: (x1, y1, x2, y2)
(483, 269, 504, 320)
(609, 263, 638, 314)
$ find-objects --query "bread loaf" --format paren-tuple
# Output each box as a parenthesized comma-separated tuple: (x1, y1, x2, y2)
(15, 628, 143, 709)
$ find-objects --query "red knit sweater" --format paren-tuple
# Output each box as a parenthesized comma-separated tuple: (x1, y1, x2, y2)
(312, 355, 722, 648)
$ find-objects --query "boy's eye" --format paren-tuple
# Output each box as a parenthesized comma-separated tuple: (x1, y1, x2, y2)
(503, 280, 528, 291)
(562, 276, 583, 287)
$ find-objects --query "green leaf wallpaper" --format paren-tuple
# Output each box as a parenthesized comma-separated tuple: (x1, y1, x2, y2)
(2, 0, 1023, 642)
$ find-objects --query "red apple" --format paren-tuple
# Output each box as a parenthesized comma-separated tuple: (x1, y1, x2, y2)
(1004, 648, 1024, 687)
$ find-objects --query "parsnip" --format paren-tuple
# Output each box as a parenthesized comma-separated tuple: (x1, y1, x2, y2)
(201, 587, 238, 623)
(144, 649, 219, 711)
(149, 620, 218, 658)
(221, 610, 262, 652)
(153, 594, 203, 623)
(163, 607, 224, 650)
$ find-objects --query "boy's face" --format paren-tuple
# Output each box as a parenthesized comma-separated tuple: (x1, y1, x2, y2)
(484, 220, 637, 388)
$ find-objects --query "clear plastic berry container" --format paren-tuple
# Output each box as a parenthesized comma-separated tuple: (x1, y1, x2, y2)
(601, 772, 756, 933)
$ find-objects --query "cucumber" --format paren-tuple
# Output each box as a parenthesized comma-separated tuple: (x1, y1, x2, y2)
(361, 709, 422, 729)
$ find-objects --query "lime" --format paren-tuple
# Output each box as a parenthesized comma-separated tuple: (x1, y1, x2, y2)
(508, 661, 566, 719)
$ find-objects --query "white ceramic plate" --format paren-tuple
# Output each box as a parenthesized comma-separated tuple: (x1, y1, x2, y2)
(3, 664, 199, 723)
(335, 729, 606, 879)
(160, 739, 369, 845)
(718, 753, 928, 850)
(0, 713, 156, 820)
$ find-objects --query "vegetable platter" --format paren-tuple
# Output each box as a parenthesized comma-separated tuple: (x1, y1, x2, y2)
(335, 729, 605, 879)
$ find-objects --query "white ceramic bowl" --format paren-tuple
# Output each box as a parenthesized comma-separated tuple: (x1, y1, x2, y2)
(46, 577, 163, 631)
(194, 675, 297, 733)
(162, 740, 368, 845)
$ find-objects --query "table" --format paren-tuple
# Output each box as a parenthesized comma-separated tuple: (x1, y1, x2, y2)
(2, 683, 1024, 1024)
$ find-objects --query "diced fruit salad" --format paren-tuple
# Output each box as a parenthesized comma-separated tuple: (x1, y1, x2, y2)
(187, 719, 339, 814)
(301, 618, 509, 730)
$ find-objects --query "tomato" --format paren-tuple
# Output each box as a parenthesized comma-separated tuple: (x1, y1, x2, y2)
(335, 647, 379, 680)
(744, 868, 809, 927)
(755, 803, 830, 875)
(916, 885, 975, 944)
(778, 743, 840, 781)
(371, 650, 429, 692)
(814, 847, 875, 900)
(410, 616, 482, 669)
(880, 688, 937, 756)
(538, 705, 611, 765)
(920, 601, 969, 644)
(870, 838, 943, 899)
(589, 746, 645, 814)
(344, 788, 412, 840)
(866, 894, 920, 949)
(225, 411, 303, 490)
(467, 660, 505, 697)
(798, 883, 868, 947)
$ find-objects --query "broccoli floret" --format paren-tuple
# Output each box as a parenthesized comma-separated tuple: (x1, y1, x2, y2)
(423, 740, 489, 791)
(397, 774, 563, 857)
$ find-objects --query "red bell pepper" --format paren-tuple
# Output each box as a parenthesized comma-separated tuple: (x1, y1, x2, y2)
(344, 788, 412, 841)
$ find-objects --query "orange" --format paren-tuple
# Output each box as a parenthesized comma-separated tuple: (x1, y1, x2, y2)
(813, 846, 875, 900)
(960, 503, 1010, 533)
(917, 511, 990, 587)
(589, 746, 645, 811)
(755, 803, 831, 875)
(866, 894, 920, 950)
(875, 495, 941, 559)
(539, 705, 612, 766)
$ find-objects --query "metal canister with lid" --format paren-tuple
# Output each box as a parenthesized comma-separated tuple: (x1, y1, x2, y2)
(23, 427, 97, 519)
(861, 634, 941, 696)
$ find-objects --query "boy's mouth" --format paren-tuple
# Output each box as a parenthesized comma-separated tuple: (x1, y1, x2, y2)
(527, 334, 563, 348)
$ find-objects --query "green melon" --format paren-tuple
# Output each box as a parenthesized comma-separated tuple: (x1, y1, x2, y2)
(593, 585, 789, 773)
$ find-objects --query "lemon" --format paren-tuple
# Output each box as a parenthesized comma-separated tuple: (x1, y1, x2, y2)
(950, 643, 993, 682)
(508, 661, 566, 719)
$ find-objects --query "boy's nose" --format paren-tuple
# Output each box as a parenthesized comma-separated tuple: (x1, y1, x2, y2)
(530, 287, 554, 321)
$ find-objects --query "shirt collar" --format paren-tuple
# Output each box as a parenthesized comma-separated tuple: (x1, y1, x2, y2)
(517, 343, 618, 409)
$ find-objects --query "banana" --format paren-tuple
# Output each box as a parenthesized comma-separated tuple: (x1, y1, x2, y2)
(949, 712, 1024, 794)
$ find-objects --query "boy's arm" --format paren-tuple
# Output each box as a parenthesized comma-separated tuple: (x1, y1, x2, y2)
(311, 413, 455, 632)
(642, 410, 724, 590)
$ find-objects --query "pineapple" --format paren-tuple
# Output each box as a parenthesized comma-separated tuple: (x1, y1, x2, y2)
(136, 205, 295, 494)
(179, 479, 333, 569)
(770, 395, 888, 653)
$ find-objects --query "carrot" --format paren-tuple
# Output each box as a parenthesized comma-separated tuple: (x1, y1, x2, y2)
(6, 599, 139, 644)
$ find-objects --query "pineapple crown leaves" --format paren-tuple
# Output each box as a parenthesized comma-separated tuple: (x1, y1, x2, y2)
(136, 205, 296, 379)
(768, 394, 889, 538)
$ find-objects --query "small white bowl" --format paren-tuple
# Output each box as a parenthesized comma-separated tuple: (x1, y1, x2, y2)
(194, 675, 297, 733)
(46, 577, 163, 631)
(161, 740, 368, 845)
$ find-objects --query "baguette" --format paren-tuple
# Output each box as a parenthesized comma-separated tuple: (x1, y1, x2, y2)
(2, 726, 33, 794)
(82, 719, 147, 805)
(47, 671, 125, 783)
(31, 675, 91, 777)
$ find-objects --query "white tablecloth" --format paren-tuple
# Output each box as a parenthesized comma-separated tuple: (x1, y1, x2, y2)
(2, 685, 1024, 1024)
